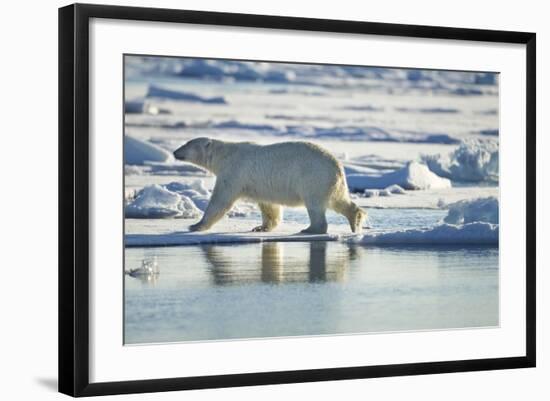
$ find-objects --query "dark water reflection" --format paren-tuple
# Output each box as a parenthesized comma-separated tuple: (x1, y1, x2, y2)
(202, 242, 357, 285)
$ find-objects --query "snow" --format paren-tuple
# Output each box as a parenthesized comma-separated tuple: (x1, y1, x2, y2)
(125, 135, 173, 165)
(347, 161, 451, 191)
(344, 163, 384, 176)
(443, 197, 499, 225)
(358, 195, 499, 245)
(125, 165, 147, 175)
(165, 180, 209, 196)
(384, 184, 407, 195)
(143, 161, 207, 176)
(363, 190, 379, 198)
(146, 85, 227, 104)
(164, 180, 211, 211)
(125, 180, 258, 220)
(125, 184, 202, 219)
(130, 119, 445, 143)
(125, 99, 145, 114)
(422, 138, 499, 182)
(357, 186, 497, 209)
(355, 222, 498, 245)
(353, 196, 499, 246)
(395, 107, 459, 114)
(126, 56, 498, 95)
(125, 99, 171, 115)
(364, 184, 406, 198)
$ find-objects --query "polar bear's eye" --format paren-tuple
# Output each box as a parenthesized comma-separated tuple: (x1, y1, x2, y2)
(205, 141, 211, 148)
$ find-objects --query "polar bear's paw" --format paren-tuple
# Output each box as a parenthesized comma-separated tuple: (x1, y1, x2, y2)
(251, 225, 273, 232)
(189, 222, 208, 232)
(300, 226, 328, 235)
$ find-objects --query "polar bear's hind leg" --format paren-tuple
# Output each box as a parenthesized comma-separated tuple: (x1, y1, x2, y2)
(301, 201, 328, 234)
(252, 203, 282, 232)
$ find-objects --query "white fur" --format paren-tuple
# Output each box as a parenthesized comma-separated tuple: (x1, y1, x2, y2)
(173, 138, 367, 233)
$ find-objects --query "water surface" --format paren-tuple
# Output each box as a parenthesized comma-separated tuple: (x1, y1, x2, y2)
(124, 241, 498, 344)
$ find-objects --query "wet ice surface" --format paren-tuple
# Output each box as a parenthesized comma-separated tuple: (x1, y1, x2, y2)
(125, 242, 498, 344)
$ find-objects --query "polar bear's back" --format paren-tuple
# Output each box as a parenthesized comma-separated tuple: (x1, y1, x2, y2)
(258, 141, 341, 176)
(234, 141, 346, 206)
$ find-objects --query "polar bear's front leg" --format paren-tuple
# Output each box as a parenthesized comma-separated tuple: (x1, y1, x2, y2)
(252, 203, 281, 232)
(189, 181, 239, 232)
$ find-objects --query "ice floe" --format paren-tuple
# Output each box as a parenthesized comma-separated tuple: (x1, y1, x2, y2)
(422, 138, 499, 182)
(125, 99, 171, 115)
(125, 99, 146, 114)
(146, 85, 227, 104)
(125, 184, 202, 219)
(344, 163, 386, 176)
(443, 197, 499, 225)
(126, 56, 497, 95)
(206, 121, 460, 144)
(340, 105, 384, 112)
(125, 115, 462, 144)
(125, 135, 173, 165)
(355, 222, 498, 245)
(395, 107, 459, 114)
(347, 161, 451, 191)
(125, 165, 148, 175)
(125, 180, 257, 220)
(357, 196, 499, 245)
(164, 180, 211, 211)
(364, 184, 406, 198)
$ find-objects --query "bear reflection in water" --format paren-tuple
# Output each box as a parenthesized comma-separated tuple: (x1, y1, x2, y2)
(201, 241, 360, 285)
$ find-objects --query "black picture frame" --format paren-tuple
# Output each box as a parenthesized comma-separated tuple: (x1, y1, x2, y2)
(59, 3, 536, 397)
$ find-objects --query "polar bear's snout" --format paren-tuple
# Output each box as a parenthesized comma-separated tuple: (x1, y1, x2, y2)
(174, 137, 212, 164)
(173, 144, 188, 160)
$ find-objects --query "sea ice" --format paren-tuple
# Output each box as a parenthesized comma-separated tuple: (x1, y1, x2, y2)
(146, 85, 227, 104)
(126, 56, 497, 93)
(356, 222, 498, 245)
(125, 135, 173, 165)
(197, 120, 459, 144)
(343, 163, 381, 176)
(347, 162, 451, 191)
(422, 138, 499, 182)
(164, 180, 211, 211)
(125, 184, 202, 219)
(124, 99, 145, 114)
(363, 184, 406, 198)
(124, 99, 171, 115)
(165, 180, 210, 196)
(384, 184, 407, 195)
(356, 196, 499, 245)
(126, 180, 256, 220)
(443, 197, 499, 225)
(124, 165, 148, 175)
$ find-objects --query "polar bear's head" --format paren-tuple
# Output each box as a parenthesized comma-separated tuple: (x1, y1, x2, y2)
(173, 137, 213, 167)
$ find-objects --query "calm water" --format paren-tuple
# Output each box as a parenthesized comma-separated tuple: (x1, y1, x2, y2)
(286, 207, 447, 230)
(124, 242, 498, 344)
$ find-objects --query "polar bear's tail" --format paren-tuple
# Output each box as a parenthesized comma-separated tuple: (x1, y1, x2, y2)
(331, 197, 367, 233)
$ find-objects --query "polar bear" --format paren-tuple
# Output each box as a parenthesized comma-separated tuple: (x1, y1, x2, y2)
(173, 138, 367, 234)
